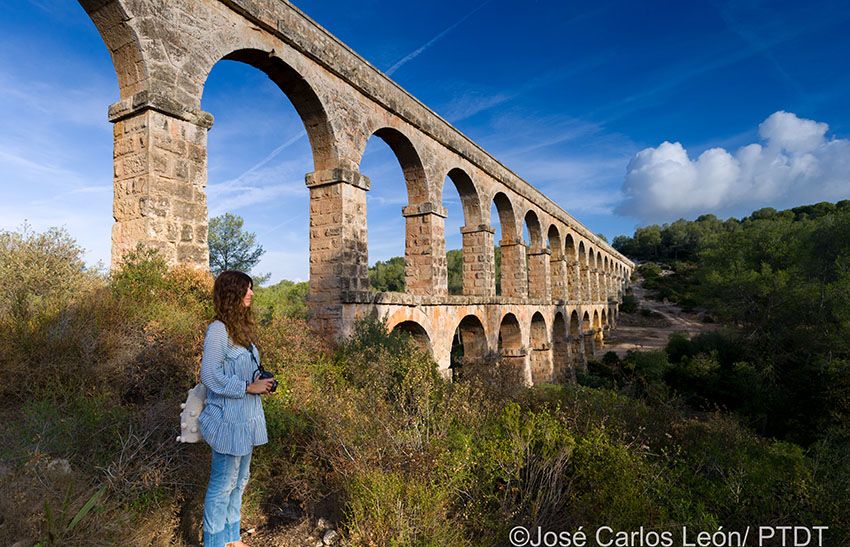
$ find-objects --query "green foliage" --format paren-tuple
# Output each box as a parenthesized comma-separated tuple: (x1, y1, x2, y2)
(4, 223, 850, 544)
(447, 248, 463, 294)
(580, 350, 671, 400)
(110, 244, 170, 304)
(370, 246, 502, 294)
(208, 212, 266, 276)
(345, 469, 466, 546)
(35, 484, 107, 547)
(620, 291, 639, 313)
(0, 223, 99, 329)
(616, 202, 850, 444)
(369, 256, 405, 292)
(253, 279, 308, 321)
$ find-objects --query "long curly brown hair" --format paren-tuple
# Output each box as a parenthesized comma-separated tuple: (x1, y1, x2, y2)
(213, 270, 256, 348)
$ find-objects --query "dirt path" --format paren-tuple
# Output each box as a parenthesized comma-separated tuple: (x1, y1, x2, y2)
(604, 275, 713, 357)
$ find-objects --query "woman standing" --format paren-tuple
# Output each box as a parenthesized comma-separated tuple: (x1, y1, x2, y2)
(199, 270, 275, 547)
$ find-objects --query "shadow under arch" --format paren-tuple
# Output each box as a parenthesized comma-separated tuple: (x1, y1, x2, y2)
(450, 314, 489, 383)
(548, 224, 566, 300)
(390, 320, 432, 354)
(497, 312, 526, 385)
(529, 311, 550, 385)
(552, 311, 571, 382)
(570, 310, 583, 371)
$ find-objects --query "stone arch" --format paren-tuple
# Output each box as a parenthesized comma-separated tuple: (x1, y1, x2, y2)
(595, 250, 604, 301)
(582, 310, 594, 359)
(499, 313, 523, 351)
(529, 312, 551, 384)
(451, 314, 489, 383)
(359, 127, 436, 295)
(498, 312, 527, 385)
(570, 310, 583, 370)
(390, 320, 432, 354)
(523, 210, 543, 249)
(79, 1, 147, 98)
(443, 168, 487, 296)
(578, 241, 589, 301)
(552, 312, 570, 382)
(547, 225, 563, 258)
(215, 49, 338, 171)
(524, 210, 548, 299)
(565, 233, 578, 301)
(492, 192, 519, 239)
(444, 168, 483, 226)
(547, 225, 566, 300)
(358, 127, 429, 206)
(386, 307, 433, 336)
(593, 309, 604, 351)
(492, 193, 523, 297)
(564, 233, 577, 262)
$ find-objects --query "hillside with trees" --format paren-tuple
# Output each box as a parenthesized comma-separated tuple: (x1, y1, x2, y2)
(1, 206, 848, 543)
(610, 201, 850, 446)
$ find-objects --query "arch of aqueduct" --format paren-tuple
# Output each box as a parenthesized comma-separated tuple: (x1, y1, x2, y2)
(80, 0, 634, 383)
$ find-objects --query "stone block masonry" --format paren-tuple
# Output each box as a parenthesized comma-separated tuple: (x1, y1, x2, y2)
(80, 0, 634, 385)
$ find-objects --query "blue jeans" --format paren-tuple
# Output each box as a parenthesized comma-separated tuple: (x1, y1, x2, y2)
(203, 450, 251, 547)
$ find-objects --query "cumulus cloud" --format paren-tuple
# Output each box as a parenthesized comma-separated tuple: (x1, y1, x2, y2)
(617, 111, 850, 221)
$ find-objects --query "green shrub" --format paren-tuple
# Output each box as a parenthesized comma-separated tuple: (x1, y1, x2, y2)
(346, 469, 467, 546)
(0, 224, 100, 329)
(621, 292, 639, 313)
(254, 279, 308, 322)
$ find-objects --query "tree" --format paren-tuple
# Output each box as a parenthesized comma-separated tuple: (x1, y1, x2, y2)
(208, 213, 266, 277)
(369, 257, 405, 292)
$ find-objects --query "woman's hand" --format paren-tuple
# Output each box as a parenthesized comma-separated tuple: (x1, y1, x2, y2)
(247, 378, 275, 395)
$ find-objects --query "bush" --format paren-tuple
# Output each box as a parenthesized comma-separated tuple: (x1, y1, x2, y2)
(621, 292, 639, 313)
(254, 280, 309, 322)
(0, 224, 100, 329)
(345, 469, 466, 546)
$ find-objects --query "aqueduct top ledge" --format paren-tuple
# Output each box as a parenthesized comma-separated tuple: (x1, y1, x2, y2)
(85, 0, 633, 268)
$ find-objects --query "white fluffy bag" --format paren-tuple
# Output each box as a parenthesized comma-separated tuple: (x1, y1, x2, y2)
(177, 383, 207, 443)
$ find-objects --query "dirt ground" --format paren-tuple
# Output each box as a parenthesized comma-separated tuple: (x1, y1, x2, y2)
(603, 276, 715, 357)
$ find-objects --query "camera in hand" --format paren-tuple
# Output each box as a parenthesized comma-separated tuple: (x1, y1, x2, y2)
(255, 369, 278, 393)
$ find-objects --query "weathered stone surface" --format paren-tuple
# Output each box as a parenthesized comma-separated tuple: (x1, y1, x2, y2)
(83, 0, 634, 385)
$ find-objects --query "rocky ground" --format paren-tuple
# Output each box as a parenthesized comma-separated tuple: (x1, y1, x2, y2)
(603, 275, 715, 357)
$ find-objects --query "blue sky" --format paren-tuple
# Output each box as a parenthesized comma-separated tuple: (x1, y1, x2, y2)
(1, 0, 849, 282)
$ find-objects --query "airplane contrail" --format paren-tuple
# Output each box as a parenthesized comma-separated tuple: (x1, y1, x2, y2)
(219, 129, 307, 187)
(385, 0, 495, 76)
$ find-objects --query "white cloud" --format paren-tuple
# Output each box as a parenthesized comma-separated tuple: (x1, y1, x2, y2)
(617, 111, 850, 221)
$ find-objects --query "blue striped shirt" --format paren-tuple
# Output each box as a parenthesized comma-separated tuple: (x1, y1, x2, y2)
(198, 320, 268, 456)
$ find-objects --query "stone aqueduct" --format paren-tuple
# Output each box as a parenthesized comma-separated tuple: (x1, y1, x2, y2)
(80, 0, 634, 382)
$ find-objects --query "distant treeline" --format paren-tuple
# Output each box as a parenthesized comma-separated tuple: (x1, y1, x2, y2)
(369, 248, 503, 294)
(613, 200, 850, 263)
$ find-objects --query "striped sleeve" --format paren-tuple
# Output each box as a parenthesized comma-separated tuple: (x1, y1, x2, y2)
(200, 321, 246, 399)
